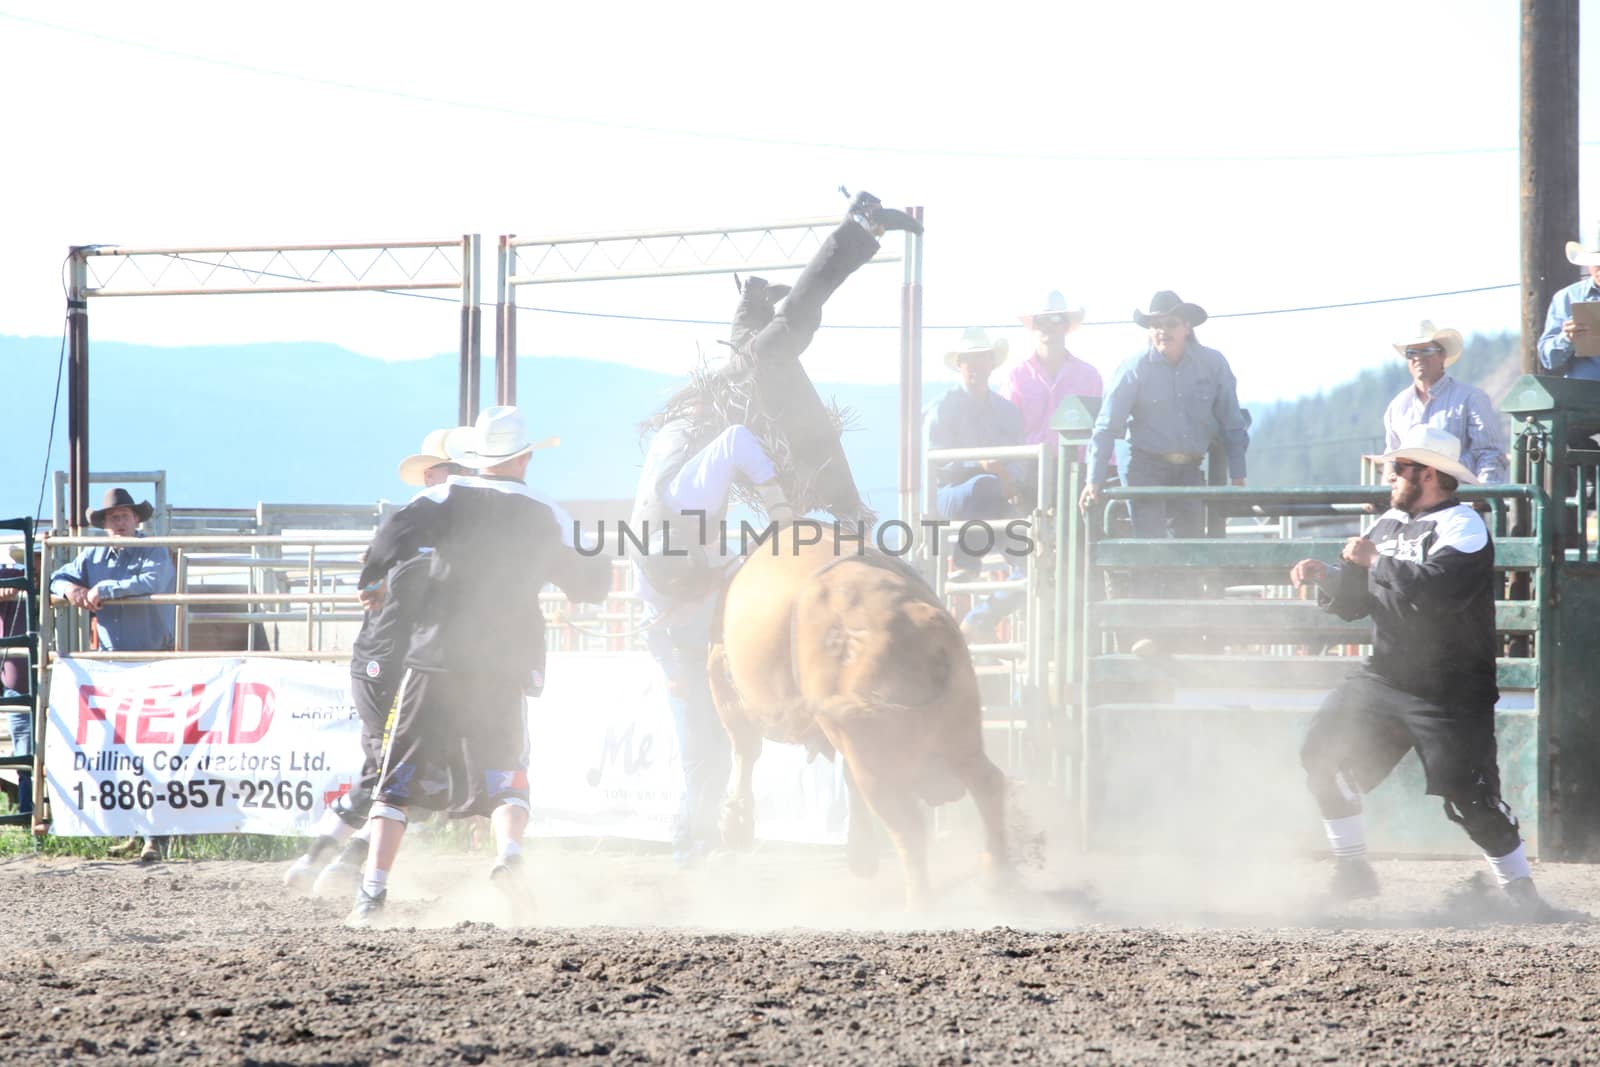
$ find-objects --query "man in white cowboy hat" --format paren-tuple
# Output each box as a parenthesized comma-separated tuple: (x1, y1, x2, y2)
(284, 427, 473, 897)
(926, 326, 1027, 642)
(1383, 320, 1507, 484)
(1537, 222, 1600, 381)
(1289, 424, 1553, 917)
(49, 486, 177, 862)
(343, 405, 609, 926)
(1004, 291, 1102, 446)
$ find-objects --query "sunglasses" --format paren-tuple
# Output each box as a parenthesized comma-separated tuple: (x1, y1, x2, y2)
(1404, 346, 1445, 361)
(1148, 316, 1186, 331)
(1388, 459, 1428, 478)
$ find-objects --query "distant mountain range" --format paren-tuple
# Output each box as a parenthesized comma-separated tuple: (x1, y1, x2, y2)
(0, 335, 925, 522)
(2, 331, 1523, 524)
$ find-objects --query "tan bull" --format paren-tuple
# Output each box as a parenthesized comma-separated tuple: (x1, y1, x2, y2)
(706, 539, 1011, 907)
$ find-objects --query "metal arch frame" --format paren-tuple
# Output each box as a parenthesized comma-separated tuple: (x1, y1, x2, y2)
(64, 237, 484, 533)
(493, 211, 926, 522)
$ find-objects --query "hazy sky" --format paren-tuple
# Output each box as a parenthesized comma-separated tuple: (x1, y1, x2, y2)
(3, 1, 1597, 405)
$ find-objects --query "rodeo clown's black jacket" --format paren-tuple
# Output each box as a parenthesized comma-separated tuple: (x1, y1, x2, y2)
(1318, 499, 1499, 709)
(359, 475, 611, 687)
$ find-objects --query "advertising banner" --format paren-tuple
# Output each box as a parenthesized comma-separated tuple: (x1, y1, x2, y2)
(45, 657, 361, 837)
(45, 654, 846, 844)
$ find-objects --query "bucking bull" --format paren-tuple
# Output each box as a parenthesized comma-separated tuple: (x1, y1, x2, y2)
(706, 538, 1012, 907)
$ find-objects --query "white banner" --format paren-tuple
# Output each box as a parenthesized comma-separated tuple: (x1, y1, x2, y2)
(528, 653, 847, 845)
(46, 654, 846, 844)
(45, 658, 362, 837)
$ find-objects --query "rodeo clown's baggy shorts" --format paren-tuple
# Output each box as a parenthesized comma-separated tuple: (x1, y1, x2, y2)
(330, 667, 402, 830)
(372, 666, 531, 818)
(1301, 669, 1502, 801)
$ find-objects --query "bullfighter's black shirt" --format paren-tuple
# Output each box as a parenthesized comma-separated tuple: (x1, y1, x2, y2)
(359, 476, 611, 684)
(1320, 498, 1499, 708)
(350, 551, 430, 685)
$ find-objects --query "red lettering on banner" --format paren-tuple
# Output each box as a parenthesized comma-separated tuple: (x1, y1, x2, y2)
(182, 695, 224, 745)
(79, 683, 208, 745)
(135, 693, 175, 744)
(76, 686, 117, 744)
(227, 682, 275, 744)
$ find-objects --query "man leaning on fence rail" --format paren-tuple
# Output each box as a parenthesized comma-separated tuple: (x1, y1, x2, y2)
(48, 487, 176, 862)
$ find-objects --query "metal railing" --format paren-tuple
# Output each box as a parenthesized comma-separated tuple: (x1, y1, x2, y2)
(922, 441, 1055, 780)
(37, 533, 646, 663)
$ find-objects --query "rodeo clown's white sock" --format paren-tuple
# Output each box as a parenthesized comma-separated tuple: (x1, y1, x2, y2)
(1322, 772, 1367, 859)
(309, 808, 357, 843)
(1322, 814, 1367, 859)
(360, 867, 389, 899)
(1484, 842, 1532, 887)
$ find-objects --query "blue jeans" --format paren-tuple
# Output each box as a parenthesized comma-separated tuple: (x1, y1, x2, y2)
(936, 473, 1024, 626)
(1125, 451, 1206, 601)
(5, 701, 31, 817)
(644, 596, 732, 859)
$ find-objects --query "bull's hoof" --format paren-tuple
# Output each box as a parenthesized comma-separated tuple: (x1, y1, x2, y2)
(719, 802, 755, 852)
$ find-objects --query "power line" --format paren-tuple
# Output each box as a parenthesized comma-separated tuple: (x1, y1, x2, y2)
(35, 255, 72, 525)
(7, 10, 1595, 164)
(153, 254, 1518, 330)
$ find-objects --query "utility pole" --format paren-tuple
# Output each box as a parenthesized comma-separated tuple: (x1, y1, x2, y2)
(1520, 0, 1580, 375)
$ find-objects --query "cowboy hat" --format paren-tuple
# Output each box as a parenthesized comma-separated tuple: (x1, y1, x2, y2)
(444, 405, 560, 470)
(5, 543, 25, 565)
(1383, 424, 1478, 485)
(397, 427, 462, 486)
(1019, 290, 1086, 332)
(1391, 320, 1464, 368)
(86, 487, 153, 528)
(1133, 290, 1208, 328)
(1566, 222, 1600, 267)
(943, 326, 1010, 372)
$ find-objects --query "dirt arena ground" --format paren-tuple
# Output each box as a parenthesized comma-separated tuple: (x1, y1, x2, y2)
(6, 836, 1600, 1065)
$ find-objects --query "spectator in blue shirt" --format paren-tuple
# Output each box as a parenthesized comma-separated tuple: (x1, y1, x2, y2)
(49, 488, 175, 654)
(50, 488, 176, 862)
(926, 326, 1026, 642)
(1080, 291, 1249, 531)
(1384, 321, 1507, 484)
(1079, 292, 1249, 655)
(1537, 225, 1600, 381)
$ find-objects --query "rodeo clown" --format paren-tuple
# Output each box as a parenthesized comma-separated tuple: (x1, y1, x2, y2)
(282, 428, 469, 898)
(630, 189, 920, 865)
(1290, 425, 1555, 917)
(345, 406, 610, 927)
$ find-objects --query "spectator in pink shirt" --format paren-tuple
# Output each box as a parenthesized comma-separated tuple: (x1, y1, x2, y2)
(1005, 291, 1104, 446)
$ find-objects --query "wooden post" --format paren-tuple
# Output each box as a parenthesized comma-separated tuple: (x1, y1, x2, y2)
(1520, 0, 1580, 375)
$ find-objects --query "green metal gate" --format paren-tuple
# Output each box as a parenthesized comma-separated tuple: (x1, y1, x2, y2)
(1046, 378, 1588, 858)
(0, 517, 42, 830)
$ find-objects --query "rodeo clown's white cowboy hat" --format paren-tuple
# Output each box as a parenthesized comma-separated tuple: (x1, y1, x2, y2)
(1566, 222, 1600, 267)
(1383, 423, 1478, 485)
(1391, 320, 1464, 368)
(1019, 290, 1086, 332)
(397, 427, 461, 486)
(444, 405, 560, 469)
(944, 326, 1010, 372)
